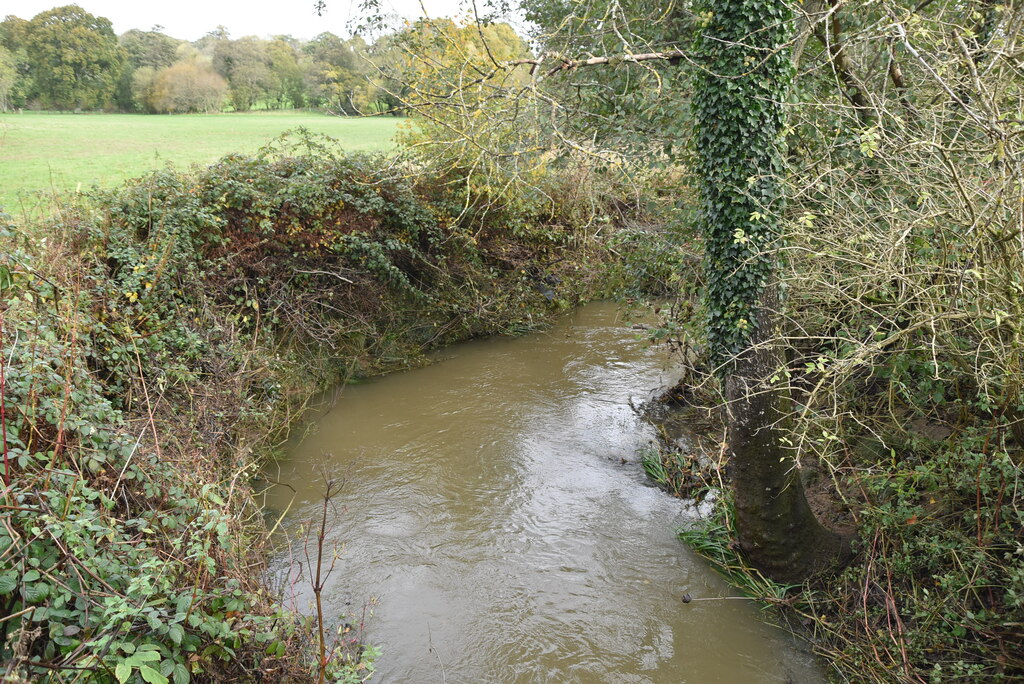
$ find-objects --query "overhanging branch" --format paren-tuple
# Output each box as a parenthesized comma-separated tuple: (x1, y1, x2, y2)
(515, 49, 687, 79)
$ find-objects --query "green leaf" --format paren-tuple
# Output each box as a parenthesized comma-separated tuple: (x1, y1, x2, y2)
(172, 663, 190, 684)
(168, 624, 184, 645)
(139, 665, 169, 684)
(0, 572, 18, 594)
(115, 661, 132, 683)
(24, 582, 50, 603)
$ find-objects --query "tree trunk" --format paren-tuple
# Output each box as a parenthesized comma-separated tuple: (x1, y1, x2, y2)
(725, 282, 848, 583)
(691, 0, 851, 583)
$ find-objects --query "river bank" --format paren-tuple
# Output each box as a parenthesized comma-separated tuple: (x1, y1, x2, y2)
(638, 342, 1024, 683)
(0, 142, 644, 681)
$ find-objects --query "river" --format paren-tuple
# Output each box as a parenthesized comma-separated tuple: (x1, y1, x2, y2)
(262, 302, 826, 683)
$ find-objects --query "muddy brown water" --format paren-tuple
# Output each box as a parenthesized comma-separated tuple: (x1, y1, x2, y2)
(263, 302, 827, 683)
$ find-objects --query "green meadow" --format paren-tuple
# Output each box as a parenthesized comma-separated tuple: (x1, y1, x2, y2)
(0, 110, 403, 215)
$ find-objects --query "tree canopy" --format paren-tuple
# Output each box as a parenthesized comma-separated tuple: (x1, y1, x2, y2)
(23, 5, 124, 109)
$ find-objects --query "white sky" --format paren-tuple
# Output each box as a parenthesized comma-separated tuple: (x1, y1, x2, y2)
(4, 0, 482, 41)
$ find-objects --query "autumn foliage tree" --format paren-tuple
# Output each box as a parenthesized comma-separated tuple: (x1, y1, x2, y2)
(147, 59, 228, 113)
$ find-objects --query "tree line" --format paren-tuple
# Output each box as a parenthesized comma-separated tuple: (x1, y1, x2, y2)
(0, 4, 526, 115)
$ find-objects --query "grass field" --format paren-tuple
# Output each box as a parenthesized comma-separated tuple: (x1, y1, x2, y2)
(0, 110, 403, 215)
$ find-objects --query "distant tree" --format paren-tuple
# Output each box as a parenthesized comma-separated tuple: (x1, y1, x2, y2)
(174, 42, 203, 63)
(266, 37, 308, 108)
(130, 65, 156, 111)
(213, 36, 275, 111)
(1, 15, 33, 109)
(0, 45, 16, 111)
(194, 25, 230, 55)
(304, 32, 368, 114)
(0, 15, 28, 47)
(120, 28, 180, 70)
(24, 5, 125, 110)
(148, 59, 227, 113)
(116, 28, 182, 110)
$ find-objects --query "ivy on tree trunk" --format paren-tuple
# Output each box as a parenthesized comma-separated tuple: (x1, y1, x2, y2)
(692, 0, 848, 581)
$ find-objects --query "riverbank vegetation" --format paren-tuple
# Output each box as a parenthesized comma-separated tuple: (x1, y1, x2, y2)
(0, 128, 634, 680)
(589, 0, 1024, 679)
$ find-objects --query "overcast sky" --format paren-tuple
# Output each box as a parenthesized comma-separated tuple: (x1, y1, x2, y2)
(5, 0, 484, 41)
